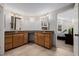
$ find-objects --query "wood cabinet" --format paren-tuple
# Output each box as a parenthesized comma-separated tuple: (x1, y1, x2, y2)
(5, 31, 28, 51)
(35, 32, 52, 49)
(13, 32, 28, 48)
(13, 34, 21, 48)
(35, 32, 39, 44)
(23, 32, 28, 44)
(44, 32, 52, 48)
(5, 32, 13, 51)
(38, 32, 44, 46)
(5, 31, 52, 51)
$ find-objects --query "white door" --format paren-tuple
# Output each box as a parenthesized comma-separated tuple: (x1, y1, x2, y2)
(0, 5, 4, 55)
(74, 3, 79, 56)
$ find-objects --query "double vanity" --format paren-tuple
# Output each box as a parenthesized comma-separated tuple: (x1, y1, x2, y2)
(4, 11, 54, 51)
(5, 31, 54, 51)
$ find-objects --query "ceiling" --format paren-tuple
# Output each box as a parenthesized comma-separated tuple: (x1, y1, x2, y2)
(5, 3, 73, 16)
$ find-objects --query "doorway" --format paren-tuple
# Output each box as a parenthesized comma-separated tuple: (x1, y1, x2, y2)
(57, 8, 74, 55)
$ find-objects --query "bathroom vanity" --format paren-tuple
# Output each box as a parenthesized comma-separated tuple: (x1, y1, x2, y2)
(5, 31, 54, 51)
(5, 31, 28, 51)
(35, 32, 53, 49)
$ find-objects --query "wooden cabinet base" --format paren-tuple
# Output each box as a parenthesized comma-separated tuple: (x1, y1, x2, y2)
(5, 43, 13, 51)
(5, 31, 52, 51)
(5, 32, 13, 51)
(35, 32, 52, 49)
(5, 31, 28, 51)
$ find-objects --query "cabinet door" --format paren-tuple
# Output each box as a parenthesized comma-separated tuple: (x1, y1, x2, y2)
(44, 33, 52, 49)
(38, 33, 44, 46)
(37, 32, 41, 45)
(35, 32, 38, 44)
(18, 34, 24, 46)
(5, 35, 13, 51)
(23, 32, 28, 44)
(13, 34, 19, 48)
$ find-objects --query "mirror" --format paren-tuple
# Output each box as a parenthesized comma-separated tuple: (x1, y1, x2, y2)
(15, 17, 21, 30)
(41, 16, 50, 30)
(11, 16, 21, 30)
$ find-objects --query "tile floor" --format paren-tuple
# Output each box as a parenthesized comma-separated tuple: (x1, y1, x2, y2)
(57, 40, 73, 52)
(5, 40, 73, 56)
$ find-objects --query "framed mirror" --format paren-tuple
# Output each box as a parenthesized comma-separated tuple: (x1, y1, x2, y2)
(11, 16, 21, 30)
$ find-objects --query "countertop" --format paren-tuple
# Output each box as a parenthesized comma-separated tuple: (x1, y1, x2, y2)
(5, 30, 54, 32)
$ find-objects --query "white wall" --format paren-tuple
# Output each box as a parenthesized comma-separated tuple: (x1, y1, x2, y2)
(4, 10, 12, 31)
(47, 13, 57, 47)
(0, 5, 4, 55)
(50, 14, 57, 47)
(4, 9, 42, 31)
(49, 14, 57, 31)
(21, 16, 41, 30)
(4, 5, 43, 31)
(4, 9, 57, 31)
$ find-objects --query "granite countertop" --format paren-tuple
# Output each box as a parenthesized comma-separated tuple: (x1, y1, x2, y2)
(5, 30, 54, 32)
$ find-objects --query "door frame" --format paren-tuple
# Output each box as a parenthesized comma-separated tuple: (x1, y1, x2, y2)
(55, 3, 79, 56)
(0, 4, 4, 56)
(73, 3, 79, 56)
